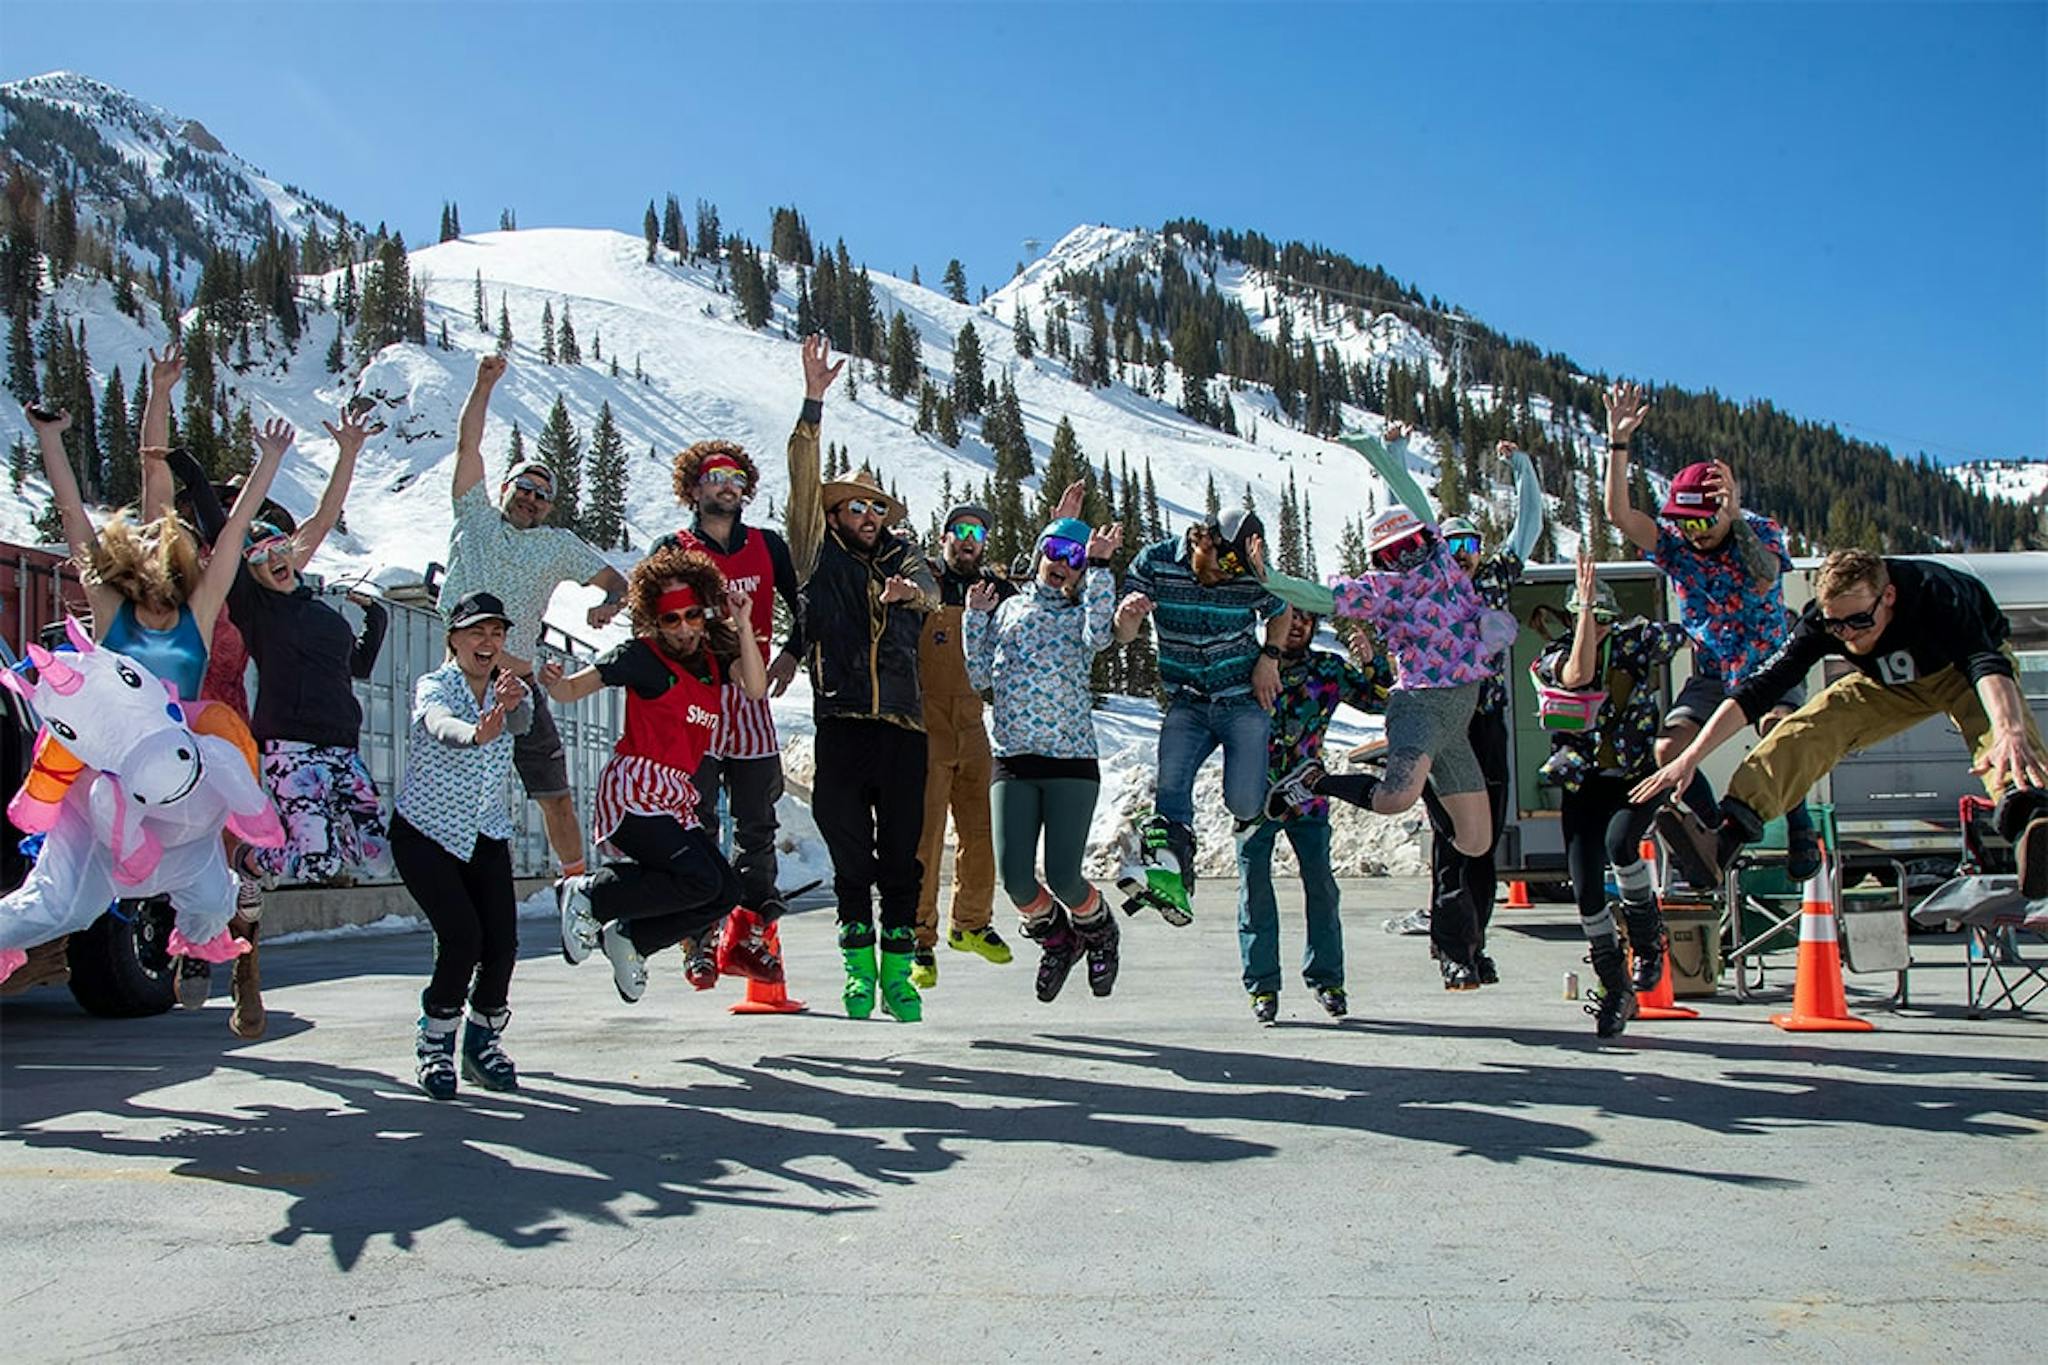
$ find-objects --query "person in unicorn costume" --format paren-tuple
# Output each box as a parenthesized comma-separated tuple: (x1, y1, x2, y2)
(0, 621, 284, 983)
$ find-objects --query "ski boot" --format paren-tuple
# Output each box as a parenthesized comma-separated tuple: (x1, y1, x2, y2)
(1314, 984, 1349, 1018)
(1624, 906, 1668, 996)
(877, 927, 923, 1023)
(1117, 813, 1196, 926)
(1250, 991, 1279, 1026)
(715, 907, 784, 984)
(839, 922, 878, 1019)
(415, 1015, 459, 1100)
(460, 1008, 519, 1092)
(1070, 891, 1119, 998)
(910, 946, 938, 990)
(1586, 945, 1637, 1039)
(1021, 904, 1083, 1003)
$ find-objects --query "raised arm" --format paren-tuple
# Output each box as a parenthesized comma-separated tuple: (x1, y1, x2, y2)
(190, 419, 293, 639)
(158, 445, 227, 545)
(785, 334, 842, 581)
(139, 342, 185, 522)
(1601, 382, 1660, 553)
(1708, 462, 1782, 584)
(299, 404, 384, 567)
(1343, 420, 1435, 524)
(451, 354, 507, 501)
(1556, 549, 1605, 690)
(725, 585, 769, 700)
(27, 405, 120, 627)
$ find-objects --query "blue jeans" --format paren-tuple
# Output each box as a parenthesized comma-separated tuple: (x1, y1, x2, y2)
(1236, 815, 1344, 994)
(1156, 696, 1272, 827)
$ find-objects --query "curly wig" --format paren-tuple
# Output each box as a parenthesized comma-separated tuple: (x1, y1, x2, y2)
(84, 510, 201, 615)
(628, 543, 741, 663)
(671, 439, 759, 507)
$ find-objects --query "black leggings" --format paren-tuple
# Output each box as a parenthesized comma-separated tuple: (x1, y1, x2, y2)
(391, 815, 517, 1020)
(1425, 706, 1510, 964)
(590, 813, 743, 956)
(1558, 775, 1660, 927)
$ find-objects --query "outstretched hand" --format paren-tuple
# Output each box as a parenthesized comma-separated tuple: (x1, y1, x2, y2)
(253, 418, 295, 463)
(1086, 524, 1122, 562)
(149, 341, 186, 394)
(1629, 758, 1696, 807)
(802, 333, 845, 400)
(1384, 420, 1414, 445)
(24, 403, 71, 434)
(1973, 731, 2048, 793)
(1052, 479, 1088, 521)
(966, 580, 1001, 612)
(475, 354, 507, 388)
(322, 402, 386, 456)
(1604, 381, 1649, 445)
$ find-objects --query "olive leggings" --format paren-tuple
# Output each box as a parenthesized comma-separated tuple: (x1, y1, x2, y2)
(992, 776, 1100, 909)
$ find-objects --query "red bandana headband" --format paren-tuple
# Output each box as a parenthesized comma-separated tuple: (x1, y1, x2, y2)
(657, 586, 702, 615)
(697, 453, 745, 478)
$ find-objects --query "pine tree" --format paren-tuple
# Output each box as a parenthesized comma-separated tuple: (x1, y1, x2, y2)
(9, 435, 30, 494)
(535, 394, 583, 528)
(694, 199, 721, 259)
(6, 301, 37, 405)
(1038, 417, 1088, 524)
(558, 302, 581, 364)
(941, 258, 969, 303)
(439, 202, 461, 242)
(540, 301, 557, 364)
(497, 297, 513, 354)
(1083, 296, 1111, 388)
(500, 207, 517, 231)
(584, 401, 629, 547)
(643, 201, 660, 263)
(1204, 472, 1221, 519)
(473, 270, 487, 330)
(951, 320, 986, 416)
(505, 423, 526, 478)
(1278, 472, 1304, 576)
(1013, 304, 1034, 359)
(49, 181, 78, 279)
(100, 365, 137, 506)
(936, 395, 960, 448)
(1142, 458, 1162, 540)
(885, 310, 920, 399)
(662, 194, 684, 254)
(914, 381, 937, 435)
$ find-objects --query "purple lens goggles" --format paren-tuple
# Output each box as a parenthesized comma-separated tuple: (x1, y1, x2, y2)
(1041, 536, 1088, 570)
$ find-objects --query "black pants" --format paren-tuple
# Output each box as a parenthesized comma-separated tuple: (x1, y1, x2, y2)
(1558, 775, 1660, 926)
(694, 752, 784, 909)
(391, 815, 517, 1020)
(813, 717, 928, 934)
(1424, 706, 1509, 965)
(589, 813, 743, 956)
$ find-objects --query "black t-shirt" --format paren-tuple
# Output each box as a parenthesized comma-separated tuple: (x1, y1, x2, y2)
(229, 568, 388, 747)
(594, 638, 716, 699)
(1732, 559, 2013, 721)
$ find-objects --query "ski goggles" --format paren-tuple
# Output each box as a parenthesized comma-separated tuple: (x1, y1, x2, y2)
(1820, 605, 1880, 636)
(697, 467, 749, 491)
(948, 521, 988, 543)
(1371, 529, 1432, 571)
(1667, 514, 1715, 535)
(1041, 536, 1088, 570)
(1445, 533, 1482, 557)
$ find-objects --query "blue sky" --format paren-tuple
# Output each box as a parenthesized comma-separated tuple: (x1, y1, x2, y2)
(5, 1, 2044, 462)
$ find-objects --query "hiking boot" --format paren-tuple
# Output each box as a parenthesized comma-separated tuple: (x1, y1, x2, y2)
(599, 923, 648, 1004)
(1022, 913, 1082, 1003)
(228, 916, 265, 1040)
(2018, 816, 2048, 900)
(1588, 948, 1636, 1038)
(557, 874, 599, 965)
(1073, 908, 1120, 998)
(1382, 907, 1431, 936)
(839, 924, 878, 1019)
(1251, 991, 1280, 1026)
(1263, 758, 1326, 821)
(715, 907, 783, 984)
(909, 946, 938, 990)
(1314, 985, 1349, 1018)
(1474, 953, 1500, 987)
(1439, 957, 1481, 992)
(460, 1009, 518, 1092)
(175, 954, 212, 1009)
(877, 930, 923, 1023)
(948, 925, 1014, 964)
(415, 1016, 459, 1100)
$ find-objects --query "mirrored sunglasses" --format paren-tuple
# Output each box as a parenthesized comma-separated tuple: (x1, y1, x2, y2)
(949, 521, 988, 543)
(699, 468, 749, 490)
(1446, 534, 1482, 556)
(1041, 536, 1088, 570)
(842, 498, 888, 518)
(512, 475, 555, 499)
(1820, 606, 1879, 636)
(244, 537, 291, 566)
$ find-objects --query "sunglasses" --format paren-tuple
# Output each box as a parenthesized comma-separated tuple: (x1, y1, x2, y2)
(1446, 534, 1482, 557)
(1041, 536, 1088, 570)
(1589, 608, 1618, 625)
(1820, 605, 1880, 636)
(244, 538, 291, 566)
(699, 468, 749, 491)
(1669, 514, 1715, 535)
(841, 498, 888, 518)
(658, 607, 709, 628)
(512, 475, 555, 499)
(949, 522, 988, 543)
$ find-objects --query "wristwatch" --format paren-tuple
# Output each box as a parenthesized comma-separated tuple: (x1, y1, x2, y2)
(1259, 644, 1283, 660)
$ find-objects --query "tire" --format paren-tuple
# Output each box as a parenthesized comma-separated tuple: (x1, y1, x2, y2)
(65, 898, 178, 1018)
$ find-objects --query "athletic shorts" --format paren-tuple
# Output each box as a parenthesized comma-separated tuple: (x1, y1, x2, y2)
(513, 681, 572, 798)
(1665, 672, 1807, 728)
(1387, 683, 1483, 796)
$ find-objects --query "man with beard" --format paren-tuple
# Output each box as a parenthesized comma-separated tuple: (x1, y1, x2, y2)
(1112, 506, 1289, 925)
(653, 434, 806, 982)
(910, 500, 1021, 988)
(785, 336, 942, 1022)
(441, 355, 629, 883)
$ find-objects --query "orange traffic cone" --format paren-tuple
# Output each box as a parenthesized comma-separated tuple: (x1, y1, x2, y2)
(1633, 839, 1698, 1020)
(1506, 880, 1533, 909)
(729, 921, 806, 1015)
(1770, 855, 1873, 1033)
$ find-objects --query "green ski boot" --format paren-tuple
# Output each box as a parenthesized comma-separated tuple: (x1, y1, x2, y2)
(838, 922, 878, 1020)
(877, 928, 924, 1023)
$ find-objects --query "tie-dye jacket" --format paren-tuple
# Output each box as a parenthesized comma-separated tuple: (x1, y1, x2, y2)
(963, 568, 1117, 759)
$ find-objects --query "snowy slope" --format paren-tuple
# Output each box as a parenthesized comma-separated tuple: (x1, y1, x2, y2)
(1950, 458, 2048, 508)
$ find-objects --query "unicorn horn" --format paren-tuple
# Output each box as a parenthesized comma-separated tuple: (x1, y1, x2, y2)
(63, 617, 95, 653)
(26, 644, 83, 696)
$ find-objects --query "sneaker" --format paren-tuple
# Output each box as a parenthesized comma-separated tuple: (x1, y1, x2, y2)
(1263, 758, 1326, 821)
(1314, 985, 1349, 1018)
(557, 874, 599, 965)
(175, 955, 212, 1009)
(2018, 816, 2048, 900)
(1474, 953, 1500, 987)
(599, 923, 648, 1003)
(1439, 957, 1481, 992)
(1382, 907, 1431, 936)
(1785, 826, 1824, 884)
(1654, 806, 1723, 889)
(948, 925, 1015, 964)
(909, 946, 938, 990)
(1251, 991, 1280, 1026)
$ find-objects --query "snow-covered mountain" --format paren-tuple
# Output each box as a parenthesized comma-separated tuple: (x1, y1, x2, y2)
(0, 71, 350, 287)
(1950, 458, 2048, 508)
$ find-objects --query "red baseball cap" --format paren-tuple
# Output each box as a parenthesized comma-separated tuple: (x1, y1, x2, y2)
(1661, 462, 1719, 519)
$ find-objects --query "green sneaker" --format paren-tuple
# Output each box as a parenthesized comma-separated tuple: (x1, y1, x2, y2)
(910, 946, 938, 990)
(947, 925, 1014, 964)
(877, 930, 924, 1023)
(838, 924, 877, 1020)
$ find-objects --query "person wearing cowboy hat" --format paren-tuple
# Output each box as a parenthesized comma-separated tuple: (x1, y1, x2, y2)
(785, 336, 942, 1022)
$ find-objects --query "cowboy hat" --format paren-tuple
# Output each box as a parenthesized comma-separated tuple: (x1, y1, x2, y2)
(822, 465, 907, 526)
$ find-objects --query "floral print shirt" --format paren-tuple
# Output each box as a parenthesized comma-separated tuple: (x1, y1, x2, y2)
(1532, 620, 1690, 790)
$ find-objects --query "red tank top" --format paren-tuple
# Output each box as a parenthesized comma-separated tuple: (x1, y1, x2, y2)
(617, 645, 723, 774)
(675, 525, 774, 661)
